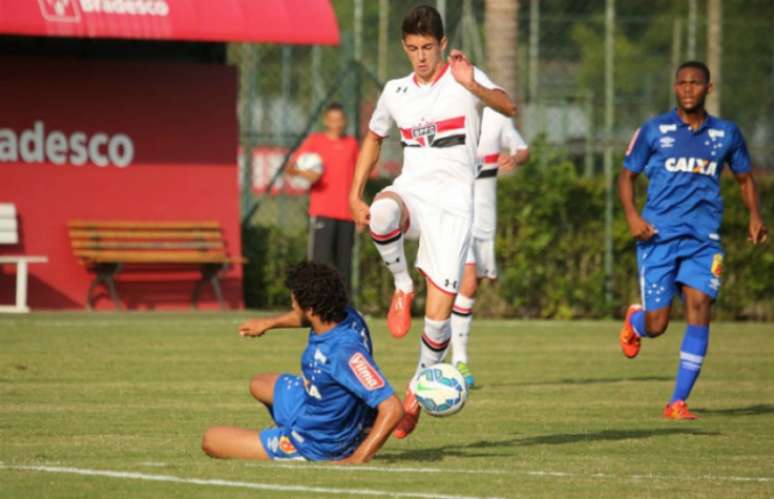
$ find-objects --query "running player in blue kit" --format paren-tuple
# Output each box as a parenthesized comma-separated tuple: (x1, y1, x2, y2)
(618, 61, 767, 419)
(202, 262, 403, 462)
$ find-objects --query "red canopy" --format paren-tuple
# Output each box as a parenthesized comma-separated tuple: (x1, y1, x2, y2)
(0, 0, 339, 45)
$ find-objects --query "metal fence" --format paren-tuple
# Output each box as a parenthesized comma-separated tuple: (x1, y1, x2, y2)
(232, 0, 774, 311)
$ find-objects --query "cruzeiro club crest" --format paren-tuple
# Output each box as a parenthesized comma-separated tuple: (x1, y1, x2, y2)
(711, 253, 723, 277)
(411, 122, 437, 147)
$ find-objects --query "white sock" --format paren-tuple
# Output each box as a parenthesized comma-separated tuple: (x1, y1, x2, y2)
(369, 197, 413, 292)
(416, 317, 451, 376)
(451, 294, 475, 365)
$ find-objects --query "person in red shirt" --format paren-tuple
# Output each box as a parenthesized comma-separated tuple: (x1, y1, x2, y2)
(288, 103, 359, 294)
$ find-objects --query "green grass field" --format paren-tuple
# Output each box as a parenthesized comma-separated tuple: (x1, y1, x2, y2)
(1, 312, 773, 498)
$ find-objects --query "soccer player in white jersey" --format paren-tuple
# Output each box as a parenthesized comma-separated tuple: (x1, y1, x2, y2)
(349, 5, 516, 439)
(450, 108, 529, 388)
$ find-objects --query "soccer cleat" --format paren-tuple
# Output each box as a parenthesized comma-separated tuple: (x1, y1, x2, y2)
(455, 361, 475, 389)
(387, 290, 415, 338)
(393, 388, 421, 439)
(619, 304, 643, 359)
(663, 400, 698, 420)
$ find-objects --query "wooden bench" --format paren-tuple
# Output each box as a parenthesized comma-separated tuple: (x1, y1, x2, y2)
(68, 220, 244, 310)
(0, 203, 48, 313)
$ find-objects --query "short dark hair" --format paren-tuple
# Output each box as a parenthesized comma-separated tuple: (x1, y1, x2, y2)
(324, 102, 345, 114)
(402, 5, 444, 41)
(676, 61, 711, 82)
(285, 261, 348, 323)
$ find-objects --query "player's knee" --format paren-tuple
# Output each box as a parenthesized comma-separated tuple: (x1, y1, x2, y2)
(249, 374, 267, 400)
(201, 428, 220, 458)
(369, 197, 401, 234)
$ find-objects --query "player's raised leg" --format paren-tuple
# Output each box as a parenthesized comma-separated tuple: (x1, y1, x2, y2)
(451, 262, 477, 387)
(369, 193, 415, 338)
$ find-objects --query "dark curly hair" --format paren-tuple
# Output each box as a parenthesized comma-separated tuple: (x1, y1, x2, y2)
(285, 261, 348, 324)
(402, 5, 444, 42)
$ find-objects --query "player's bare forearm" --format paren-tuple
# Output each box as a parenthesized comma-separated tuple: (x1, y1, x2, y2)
(349, 132, 383, 227)
(238, 310, 303, 337)
(471, 84, 516, 117)
(337, 395, 403, 464)
(735, 172, 768, 244)
(619, 168, 656, 240)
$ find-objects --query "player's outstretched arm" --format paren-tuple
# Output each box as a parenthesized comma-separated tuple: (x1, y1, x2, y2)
(448, 49, 516, 117)
(349, 131, 384, 229)
(335, 394, 403, 464)
(734, 171, 768, 244)
(239, 310, 304, 338)
(619, 168, 656, 241)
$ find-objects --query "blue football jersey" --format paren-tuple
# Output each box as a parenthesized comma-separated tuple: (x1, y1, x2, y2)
(624, 109, 751, 241)
(288, 307, 394, 461)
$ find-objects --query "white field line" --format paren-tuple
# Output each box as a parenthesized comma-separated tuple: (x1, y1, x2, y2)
(248, 462, 774, 484)
(0, 463, 502, 499)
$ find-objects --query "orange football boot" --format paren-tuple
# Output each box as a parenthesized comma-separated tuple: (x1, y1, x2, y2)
(663, 400, 698, 420)
(393, 388, 421, 439)
(619, 304, 643, 359)
(387, 290, 414, 338)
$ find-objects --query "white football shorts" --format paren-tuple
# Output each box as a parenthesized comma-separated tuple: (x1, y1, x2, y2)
(464, 236, 497, 280)
(380, 185, 471, 295)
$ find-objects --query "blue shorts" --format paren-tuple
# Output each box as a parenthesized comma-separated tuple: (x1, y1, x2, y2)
(636, 236, 724, 311)
(258, 374, 307, 461)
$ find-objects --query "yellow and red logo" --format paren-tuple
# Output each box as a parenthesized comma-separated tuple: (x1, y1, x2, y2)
(711, 253, 723, 277)
(278, 436, 296, 455)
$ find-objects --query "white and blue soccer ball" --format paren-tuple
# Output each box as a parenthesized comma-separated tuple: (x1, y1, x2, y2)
(296, 152, 324, 175)
(411, 363, 468, 417)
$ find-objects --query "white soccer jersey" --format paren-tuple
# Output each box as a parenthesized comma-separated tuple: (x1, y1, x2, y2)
(473, 107, 528, 239)
(369, 64, 500, 217)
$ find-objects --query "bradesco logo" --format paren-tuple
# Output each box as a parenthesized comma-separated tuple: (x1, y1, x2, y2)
(0, 121, 135, 168)
(39, 0, 170, 21)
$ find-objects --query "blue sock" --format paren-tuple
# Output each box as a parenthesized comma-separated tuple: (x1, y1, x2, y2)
(631, 310, 647, 337)
(670, 324, 709, 403)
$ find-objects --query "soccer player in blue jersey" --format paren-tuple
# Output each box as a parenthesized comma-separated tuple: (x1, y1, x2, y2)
(618, 61, 768, 420)
(201, 262, 403, 462)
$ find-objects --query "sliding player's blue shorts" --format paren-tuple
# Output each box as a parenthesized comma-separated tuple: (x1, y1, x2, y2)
(636, 236, 724, 311)
(258, 374, 306, 461)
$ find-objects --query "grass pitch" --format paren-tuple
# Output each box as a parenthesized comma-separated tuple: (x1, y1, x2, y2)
(1, 312, 773, 498)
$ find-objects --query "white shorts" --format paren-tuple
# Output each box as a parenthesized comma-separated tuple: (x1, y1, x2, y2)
(381, 186, 471, 295)
(465, 237, 497, 280)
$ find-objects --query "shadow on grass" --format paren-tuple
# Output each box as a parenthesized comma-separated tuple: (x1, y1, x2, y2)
(487, 375, 672, 388)
(695, 404, 774, 417)
(378, 428, 719, 462)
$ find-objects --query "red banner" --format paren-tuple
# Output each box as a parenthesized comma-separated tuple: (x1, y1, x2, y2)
(0, 56, 241, 310)
(0, 0, 339, 45)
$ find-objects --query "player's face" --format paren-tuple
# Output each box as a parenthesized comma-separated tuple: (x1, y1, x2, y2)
(674, 67, 712, 113)
(290, 294, 311, 326)
(401, 34, 447, 81)
(323, 109, 347, 138)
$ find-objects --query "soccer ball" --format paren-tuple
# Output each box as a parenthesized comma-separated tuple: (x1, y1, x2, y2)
(411, 363, 468, 417)
(288, 152, 324, 190)
(296, 152, 324, 175)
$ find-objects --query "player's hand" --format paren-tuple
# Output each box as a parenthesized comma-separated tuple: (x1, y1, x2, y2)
(748, 215, 768, 245)
(238, 318, 273, 338)
(497, 153, 518, 175)
(626, 213, 657, 241)
(448, 49, 474, 90)
(350, 197, 371, 231)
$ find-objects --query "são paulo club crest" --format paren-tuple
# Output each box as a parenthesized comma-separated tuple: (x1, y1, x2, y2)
(411, 122, 437, 147)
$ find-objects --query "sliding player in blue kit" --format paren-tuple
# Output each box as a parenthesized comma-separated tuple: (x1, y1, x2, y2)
(202, 262, 403, 462)
(618, 61, 767, 419)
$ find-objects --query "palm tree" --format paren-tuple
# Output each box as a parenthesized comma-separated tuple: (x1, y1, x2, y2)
(484, 0, 519, 100)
